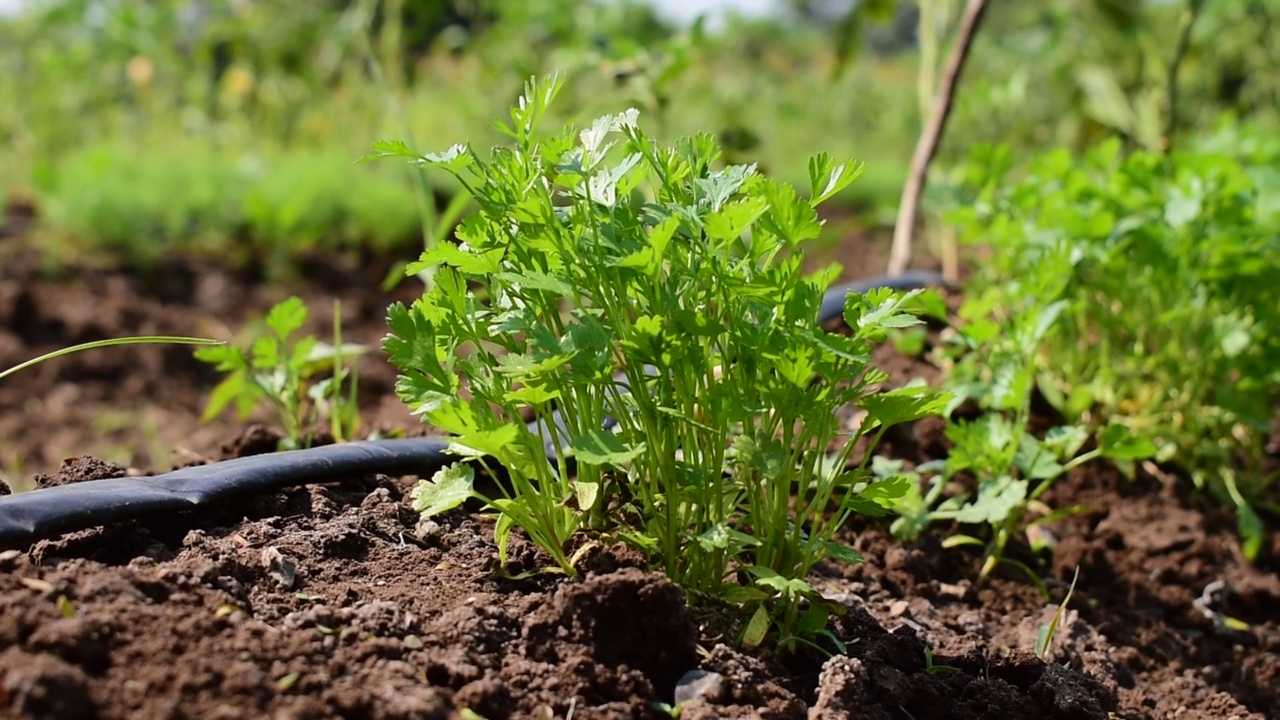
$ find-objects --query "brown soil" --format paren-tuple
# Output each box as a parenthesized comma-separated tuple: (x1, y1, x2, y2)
(1, 220, 1277, 720)
(0, 239, 423, 484)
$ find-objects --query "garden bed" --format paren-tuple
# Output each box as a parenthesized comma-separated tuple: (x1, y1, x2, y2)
(0, 225, 1276, 719)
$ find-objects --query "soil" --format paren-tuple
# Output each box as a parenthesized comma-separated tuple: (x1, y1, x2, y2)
(1, 208, 1277, 720)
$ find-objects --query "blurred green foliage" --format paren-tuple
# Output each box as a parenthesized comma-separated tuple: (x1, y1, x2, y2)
(1, 0, 1278, 273)
(946, 0, 1280, 155)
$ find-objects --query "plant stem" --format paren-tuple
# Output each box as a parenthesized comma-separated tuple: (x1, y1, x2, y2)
(356, 0, 438, 277)
(0, 336, 222, 382)
(917, 0, 938, 120)
(887, 0, 989, 277)
(1162, 0, 1208, 152)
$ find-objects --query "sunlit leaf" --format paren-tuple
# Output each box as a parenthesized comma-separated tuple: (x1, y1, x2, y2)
(742, 604, 770, 648)
(861, 385, 951, 429)
(1015, 435, 1065, 480)
(410, 464, 475, 517)
(359, 139, 421, 163)
(570, 428, 646, 465)
(1043, 425, 1089, 459)
(953, 475, 1028, 525)
(453, 424, 521, 458)
(265, 296, 308, 342)
(573, 481, 599, 511)
(705, 196, 769, 241)
(1097, 424, 1157, 461)
(808, 153, 864, 206)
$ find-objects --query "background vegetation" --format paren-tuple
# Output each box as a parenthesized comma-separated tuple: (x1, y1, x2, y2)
(4, 0, 1276, 275)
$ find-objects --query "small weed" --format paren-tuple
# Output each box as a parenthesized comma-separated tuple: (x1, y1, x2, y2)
(275, 672, 300, 692)
(196, 297, 367, 450)
(891, 300, 1155, 593)
(1036, 566, 1080, 660)
(923, 647, 961, 676)
(652, 700, 681, 718)
(55, 594, 77, 619)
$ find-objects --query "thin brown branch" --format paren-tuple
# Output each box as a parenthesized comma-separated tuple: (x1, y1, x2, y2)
(887, 0, 988, 278)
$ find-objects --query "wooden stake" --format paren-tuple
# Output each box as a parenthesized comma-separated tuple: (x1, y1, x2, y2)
(887, 0, 989, 277)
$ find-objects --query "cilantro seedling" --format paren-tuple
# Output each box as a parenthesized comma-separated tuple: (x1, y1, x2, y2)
(196, 297, 367, 450)
(372, 74, 948, 647)
(924, 647, 960, 676)
(891, 299, 1155, 594)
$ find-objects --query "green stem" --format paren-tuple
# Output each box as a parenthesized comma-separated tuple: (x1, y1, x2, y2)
(979, 521, 1012, 584)
(917, 0, 937, 119)
(356, 0, 438, 273)
(1162, 0, 1208, 152)
(0, 336, 222, 382)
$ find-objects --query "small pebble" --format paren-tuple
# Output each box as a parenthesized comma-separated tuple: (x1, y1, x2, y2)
(937, 582, 971, 600)
(261, 547, 297, 589)
(674, 669, 726, 705)
(415, 519, 442, 540)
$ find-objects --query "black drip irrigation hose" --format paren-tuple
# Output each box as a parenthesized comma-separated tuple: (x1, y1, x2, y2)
(0, 271, 948, 549)
(0, 439, 452, 548)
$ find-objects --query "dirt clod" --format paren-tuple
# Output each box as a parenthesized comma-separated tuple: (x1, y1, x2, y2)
(0, 649, 96, 720)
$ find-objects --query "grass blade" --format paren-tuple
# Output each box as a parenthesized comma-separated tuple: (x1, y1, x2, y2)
(0, 336, 223, 382)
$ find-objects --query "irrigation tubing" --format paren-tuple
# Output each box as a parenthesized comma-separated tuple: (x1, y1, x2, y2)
(0, 271, 947, 549)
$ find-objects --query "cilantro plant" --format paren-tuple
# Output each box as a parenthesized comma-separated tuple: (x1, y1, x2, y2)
(949, 139, 1280, 558)
(890, 296, 1155, 594)
(371, 75, 946, 648)
(196, 297, 367, 450)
